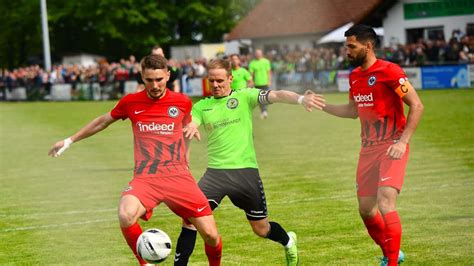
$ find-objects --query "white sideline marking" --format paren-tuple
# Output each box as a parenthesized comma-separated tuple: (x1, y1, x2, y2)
(0, 195, 349, 233)
(0, 208, 117, 218)
(1, 181, 470, 233)
(1, 218, 116, 232)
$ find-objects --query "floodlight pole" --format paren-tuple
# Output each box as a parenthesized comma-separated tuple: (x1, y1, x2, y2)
(41, 0, 52, 71)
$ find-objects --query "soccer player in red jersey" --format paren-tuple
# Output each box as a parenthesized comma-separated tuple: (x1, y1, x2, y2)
(48, 54, 222, 266)
(322, 25, 424, 266)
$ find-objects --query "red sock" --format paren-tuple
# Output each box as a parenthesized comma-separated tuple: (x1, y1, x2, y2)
(383, 211, 402, 266)
(204, 236, 222, 266)
(363, 212, 387, 256)
(121, 223, 147, 265)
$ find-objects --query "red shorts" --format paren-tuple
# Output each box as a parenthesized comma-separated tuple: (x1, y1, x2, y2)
(356, 143, 409, 196)
(121, 173, 212, 221)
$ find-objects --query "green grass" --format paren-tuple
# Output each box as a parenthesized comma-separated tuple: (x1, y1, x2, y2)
(0, 89, 473, 265)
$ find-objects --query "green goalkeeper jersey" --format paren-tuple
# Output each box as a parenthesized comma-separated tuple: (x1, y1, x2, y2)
(192, 89, 266, 169)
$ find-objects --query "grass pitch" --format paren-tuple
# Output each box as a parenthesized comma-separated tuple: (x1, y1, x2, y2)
(0, 89, 473, 265)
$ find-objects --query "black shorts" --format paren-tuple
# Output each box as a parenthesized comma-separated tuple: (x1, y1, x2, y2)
(198, 168, 268, 221)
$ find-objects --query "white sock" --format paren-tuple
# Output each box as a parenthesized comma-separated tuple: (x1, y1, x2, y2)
(285, 236, 294, 249)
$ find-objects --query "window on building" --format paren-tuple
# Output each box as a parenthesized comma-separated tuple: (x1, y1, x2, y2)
(426, 27, 444, 41)
(406, 26, 444, 44)
(466, 23, 474, 36)
(406, 28, 424, 43)
(263, 44, 279, 54)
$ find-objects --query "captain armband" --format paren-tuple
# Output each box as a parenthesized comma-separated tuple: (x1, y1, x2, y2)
(394, 79, 414, 98)
(257, 90, 272, 105)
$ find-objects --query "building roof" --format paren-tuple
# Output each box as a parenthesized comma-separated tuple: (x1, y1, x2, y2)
(227, 0, 384, 40)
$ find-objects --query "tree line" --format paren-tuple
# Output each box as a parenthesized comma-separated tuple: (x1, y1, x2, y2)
(0, 0, 259, 69)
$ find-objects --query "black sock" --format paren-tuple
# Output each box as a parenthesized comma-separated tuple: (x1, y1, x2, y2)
(174, 227, 197, 266)
(266, 221, 290, 246)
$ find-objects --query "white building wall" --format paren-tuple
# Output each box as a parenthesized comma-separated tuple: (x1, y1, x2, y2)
(251, 34, 321, 51)
(62, 54, 103, 67)
(171, 44, 226, 61)
(200, 43, 225, 59)
(224, 40, 241, 55)
(383, 0, 474, 46)
(224, 39, 252, 55)
(171, 45, 201, 61)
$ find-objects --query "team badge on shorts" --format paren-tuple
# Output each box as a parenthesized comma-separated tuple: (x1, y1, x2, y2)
(368, 75, 377, 86)
(168, 106, 179, 118)
(123, 186, 133, 192)
(226, 98, 239, 109)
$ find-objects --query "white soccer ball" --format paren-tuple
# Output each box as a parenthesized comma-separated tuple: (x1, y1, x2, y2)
(136, 228, 172, 263)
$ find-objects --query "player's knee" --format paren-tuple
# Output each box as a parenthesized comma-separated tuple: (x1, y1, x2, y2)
(377, 198, 396, 214)
(118, 209, 137, 228)
(359, 207, 377, 219)
(253, 228, 268, 238)
(199, 227, 219, 246)
(251, 222, 270, 237)
(182, 221, 197, 230)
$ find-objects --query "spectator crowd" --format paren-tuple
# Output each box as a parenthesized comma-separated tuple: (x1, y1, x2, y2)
(1, 30, 473, 100)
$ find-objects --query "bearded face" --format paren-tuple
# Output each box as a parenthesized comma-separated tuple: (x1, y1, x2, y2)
(345, 35, 369, 68)
(348, 48, 367, 67)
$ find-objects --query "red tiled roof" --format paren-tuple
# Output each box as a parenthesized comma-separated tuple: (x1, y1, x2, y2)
(227, 0, 384, 40)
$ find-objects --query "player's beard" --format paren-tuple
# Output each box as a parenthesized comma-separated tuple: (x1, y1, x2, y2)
(348, 50, 367, 67)
(147, 87, 166, 99)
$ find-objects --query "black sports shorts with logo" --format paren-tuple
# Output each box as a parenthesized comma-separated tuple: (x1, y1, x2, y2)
(198, 168, 268, 221)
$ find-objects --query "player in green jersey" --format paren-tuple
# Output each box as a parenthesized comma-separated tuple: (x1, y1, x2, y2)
(230, 54, 253, 91)
(173, 58, 325, 266)
(249, 49, 272, 119)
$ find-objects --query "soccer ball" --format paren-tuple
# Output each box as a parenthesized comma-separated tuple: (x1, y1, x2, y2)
(136, 228, 172, 263)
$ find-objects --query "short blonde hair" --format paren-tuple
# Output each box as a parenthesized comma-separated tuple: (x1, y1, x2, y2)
(207, 59, 232, 76)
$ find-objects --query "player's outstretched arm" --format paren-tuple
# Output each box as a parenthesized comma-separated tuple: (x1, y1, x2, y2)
(322, 99, 359, 119)
(48, 113, 117, 157)
(267, 90, 326, 112)
(183, 121, 201, 162)
(386, 88, 424, 159)
(183, 121, 201, 141)
(173, 79, 181, 93)
(247, 76, 254, 88)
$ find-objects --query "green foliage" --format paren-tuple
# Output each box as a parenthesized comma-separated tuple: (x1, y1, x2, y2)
(0, 89, 473, 264)
(0, 0, 260, 68)
(0, 0, 43, 67)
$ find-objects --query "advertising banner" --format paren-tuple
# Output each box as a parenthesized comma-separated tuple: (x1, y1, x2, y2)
(5, 87, 27, 101)
(182, 77, 205, 96)
(336, 70, 351, 92)
(468, 64, 474, 88)
(404, 1, 474, 20)
(421, 65, 469, 89)
(402, 67, 422, 89)
(124, 81, 138, 95)
(51, 84, 72, 101)
(75, 83, 102, 100)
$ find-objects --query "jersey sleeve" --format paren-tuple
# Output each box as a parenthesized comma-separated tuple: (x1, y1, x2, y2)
(191, 99, 204, 126)
(110, 96, 129, 120)
(248, 61, 255, 74)
(386, 63, 414, 98)
(244, 69, 251, 82)
(136, 73, 144, 84)
(182, 95, 193, 126)
(169, 67, 180, 83)
(265, 59, 271, 71)
(245, 88, 271, 108)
